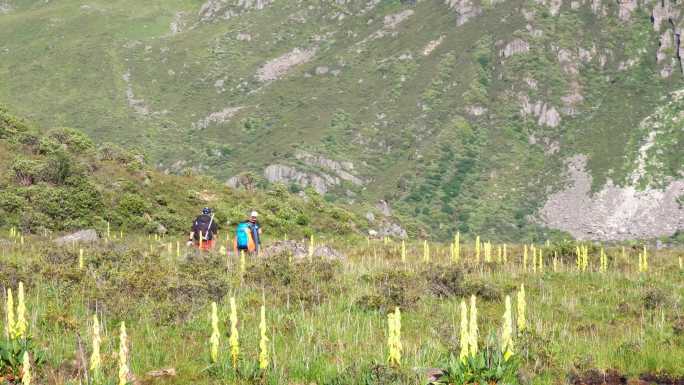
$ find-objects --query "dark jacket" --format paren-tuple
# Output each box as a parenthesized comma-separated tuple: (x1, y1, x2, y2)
(192, 214, 218, 241)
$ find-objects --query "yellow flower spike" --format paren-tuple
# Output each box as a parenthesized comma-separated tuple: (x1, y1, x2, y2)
(387, 307, 402, 366)
(6, 288, 14, 340)
(240, 251, 246, 275)
(459, 300, 469, 363)
(79, 248, 84, 270)
(258, 305, 269, 370)
(15, 282, 27, 340)
(523, 245, 528, 272)
(176, 241, 180, 258)
(583, 246, 589, 272)
(118, 322, 129, 385)
(454, 232, 461, 263)
(308, 235, 315, 259)
(642, 246, 648, 272)
(401, 240, 406, 263)
(679, 257, 682, 270)
(90, 314, 102, 382)
(21, 351, 31, 385)
(475, 236, 480, 263)
(423, 240, 430, 263)
(517, 284, 526, 332)
(538, 249, 544, 273)
(209, 302, 220, 364)
(468, 295, 478, 356)
(501, 295, 514, 361)
(576, 245, 581, 270)
(503, 244, 508, 264)
(229, 297, 240, 369)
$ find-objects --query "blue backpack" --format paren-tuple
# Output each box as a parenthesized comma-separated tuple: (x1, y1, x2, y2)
(236, 222, 251, 248)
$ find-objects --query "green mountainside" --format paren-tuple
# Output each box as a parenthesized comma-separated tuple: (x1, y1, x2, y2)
(0, 0, 682, 240)
(0, 107, 365, 238)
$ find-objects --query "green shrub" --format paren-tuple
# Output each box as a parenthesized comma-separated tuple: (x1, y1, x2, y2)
(436, 347, 521, 385)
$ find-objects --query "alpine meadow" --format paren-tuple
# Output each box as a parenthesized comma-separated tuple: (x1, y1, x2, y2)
(0, 0, 683, 384)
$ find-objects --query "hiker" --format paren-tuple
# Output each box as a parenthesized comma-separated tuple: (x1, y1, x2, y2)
(234, 210, 262, 255)
(188, 207, 218, 250)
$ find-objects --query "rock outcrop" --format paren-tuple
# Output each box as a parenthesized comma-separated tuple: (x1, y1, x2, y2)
(617, 0, 638, 21)
(264, 164, 337, 194)
(501, 39, 530, 58)
(0, 2, 11, 14)
(256, 48, 316, 82)
(295, 151, 363, 186)
(199, 0, 273, 22)
(422, 36, 445, 56)
(122, 70, 151, 116)
(260, 240, 346, 260)
(540, 155, 684, 240)
(519, 95, 561, 127)
(55, 229, 99, 245)
(263, 152, 364, 194)
(192, 106, 243, 129)
(445, 0, 482, 26)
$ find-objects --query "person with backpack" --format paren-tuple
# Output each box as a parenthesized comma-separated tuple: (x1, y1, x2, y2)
(234, 210, 262, 255)
(188, 207, 218, 250)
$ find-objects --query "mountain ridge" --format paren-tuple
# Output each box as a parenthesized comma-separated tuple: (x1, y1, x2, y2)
(0, 0, 682, 241)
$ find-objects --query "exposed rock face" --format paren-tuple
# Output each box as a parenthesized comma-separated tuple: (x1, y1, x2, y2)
(557, 48, 579, 75)
(501, 39, 530, 58)
(236, 32, 252, 41)
(591, 0, 606, 16)
(652, 0, 679, 32)
(169, 12, 186, 34)
(617, 0, 638, 21)
(376, 200, 392, 216)
(383, 9, 414, 28)
(466, 105, 487, 116)
(548, 0, 562, 16)
(561, 81, 584, 115)
(199, 0, 273, 22)
(122, 70, 151, 116)
(226, 172, 258, 190)
(422, 36, 445, 56)
(519, 95, 561, 127)
(0, 2, 11, 14)
(295, 151, 363, 186)
(376, 221, 408, 239)
(264, 164, 337, 194)
(55, 229, 99, 245)
(360, 9, 414, 43)
(256, 47, 316, 82)
(445, 0, 482, 26)
(192, 106, 243, 129)
(264, 153, 363, 194)
(540, 155, 684, 240)
(260, 240, 346, 260)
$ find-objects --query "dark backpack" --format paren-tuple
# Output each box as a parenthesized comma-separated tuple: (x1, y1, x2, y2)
(194, 214, 214, 241)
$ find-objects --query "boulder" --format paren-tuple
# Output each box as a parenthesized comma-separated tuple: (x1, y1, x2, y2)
(54, 229, 99, 245)
(260, 240, 346, 260)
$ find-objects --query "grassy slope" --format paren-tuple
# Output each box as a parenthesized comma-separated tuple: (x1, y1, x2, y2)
(0, 107, 366, 238)
(0, 0, 682, 240)
(1, 237, 683, 384)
